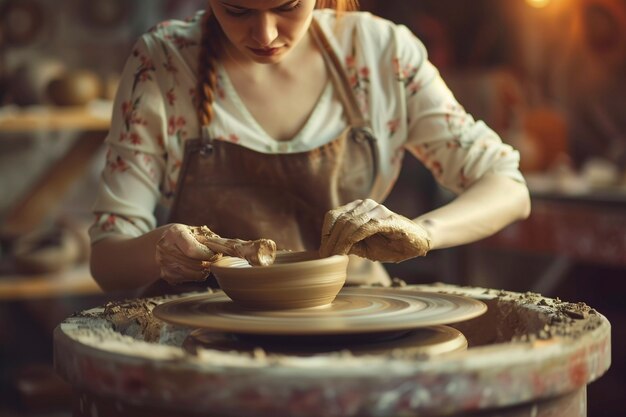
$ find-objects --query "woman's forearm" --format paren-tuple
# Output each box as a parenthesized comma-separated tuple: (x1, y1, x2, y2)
(415, 174, 531, 250)
(90, 227, 167, 292)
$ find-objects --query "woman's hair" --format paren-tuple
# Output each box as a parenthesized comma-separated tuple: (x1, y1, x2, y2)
(196, 0, 359, 127)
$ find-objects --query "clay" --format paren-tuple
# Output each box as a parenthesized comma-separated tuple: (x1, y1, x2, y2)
(195, 226, 276, 267)
(320, 199, 431, 262)
(448, 287, 602, 345)
(210, 251, 349, 309)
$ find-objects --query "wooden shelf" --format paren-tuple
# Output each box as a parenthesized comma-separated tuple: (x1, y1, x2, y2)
(0, 105, 110, 236)
(0, 264, 102, 300)
(0, 104, 111, 133)
(0, 105, 110, 300)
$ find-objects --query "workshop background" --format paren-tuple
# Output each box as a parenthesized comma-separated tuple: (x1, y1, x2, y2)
(1, 0, 625, 416)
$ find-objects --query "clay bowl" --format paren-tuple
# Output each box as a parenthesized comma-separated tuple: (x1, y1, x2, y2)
(211, 251, 349, 310)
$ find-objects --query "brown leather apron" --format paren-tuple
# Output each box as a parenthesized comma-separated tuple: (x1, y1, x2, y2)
(167, 19, 390, 286)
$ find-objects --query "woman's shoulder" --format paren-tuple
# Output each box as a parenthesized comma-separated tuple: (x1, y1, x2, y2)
(140, 10, 204, 47)
(313, 9, 396, 29)
(313, 9, 408, 53)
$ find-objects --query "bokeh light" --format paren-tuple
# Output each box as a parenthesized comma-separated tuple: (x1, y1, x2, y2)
(526, 0, 552, 8)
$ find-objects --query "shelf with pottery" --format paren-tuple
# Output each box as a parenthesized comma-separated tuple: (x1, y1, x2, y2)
(0, 100, 111, 240)
(0, 102, 111, 299)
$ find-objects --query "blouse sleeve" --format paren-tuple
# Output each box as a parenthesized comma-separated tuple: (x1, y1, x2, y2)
(392, 24, 525, 194)
(89, 36, 169, 243)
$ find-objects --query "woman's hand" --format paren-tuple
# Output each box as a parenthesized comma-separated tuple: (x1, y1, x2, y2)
(320, 199, 431, 262)
(155, 224, 222, 285)
(155, 224, 277, 285)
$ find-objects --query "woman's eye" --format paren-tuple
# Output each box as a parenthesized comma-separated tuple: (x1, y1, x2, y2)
(222, 1, 301, 17)
(277, 1, 302, 12)
(224, 7, 249, 16)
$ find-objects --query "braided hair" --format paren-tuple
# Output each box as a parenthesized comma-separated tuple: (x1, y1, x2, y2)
(195, 0, 360, 127)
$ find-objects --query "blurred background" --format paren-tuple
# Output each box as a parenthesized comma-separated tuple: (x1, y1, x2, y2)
(0, 0, 624, 416)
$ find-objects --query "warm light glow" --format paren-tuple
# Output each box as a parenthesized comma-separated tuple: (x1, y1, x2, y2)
(526, 0, 552, 8)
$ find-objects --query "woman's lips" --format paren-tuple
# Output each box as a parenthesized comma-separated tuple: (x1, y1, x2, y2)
(248, 47, 281, 57)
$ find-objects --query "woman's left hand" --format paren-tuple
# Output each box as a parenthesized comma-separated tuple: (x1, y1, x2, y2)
(320, 199, 431, 262)
(155, 224, 222, 285)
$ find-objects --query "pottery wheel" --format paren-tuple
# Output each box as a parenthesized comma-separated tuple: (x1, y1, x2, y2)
(153, 287, 487, 335)
(184, 325, 468, 357)
(53, 284, 611, 417)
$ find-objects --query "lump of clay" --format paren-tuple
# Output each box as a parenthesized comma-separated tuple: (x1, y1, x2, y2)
(195, 226, 276, 266)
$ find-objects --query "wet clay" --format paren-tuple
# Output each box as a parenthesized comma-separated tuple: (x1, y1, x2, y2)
(55, 283, 610, 417)
(446, 286, 603, 346)
(210, 251, 348, 309)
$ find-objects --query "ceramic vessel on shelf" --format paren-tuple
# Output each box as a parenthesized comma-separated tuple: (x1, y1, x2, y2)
(46, 70, 102, 106)
(211, 250, 349, 310)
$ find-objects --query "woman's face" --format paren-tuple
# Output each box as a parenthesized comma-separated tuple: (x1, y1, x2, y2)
(208, 0, 317, 64)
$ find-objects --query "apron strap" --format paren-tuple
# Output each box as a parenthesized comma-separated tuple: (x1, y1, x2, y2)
(310, 18, 370, 130)
(200, 125, 214, 155)
(310, 18, 381, 195)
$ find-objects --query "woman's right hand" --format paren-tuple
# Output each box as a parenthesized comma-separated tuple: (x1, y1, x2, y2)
(155, 224, 222, 285)
(320, 199, 431, 262)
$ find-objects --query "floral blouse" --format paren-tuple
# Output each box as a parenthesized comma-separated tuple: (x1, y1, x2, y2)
(90, 9, 525, 243)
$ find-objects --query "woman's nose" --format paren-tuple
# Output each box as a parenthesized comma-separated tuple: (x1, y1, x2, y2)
(250, 13, 278, 47)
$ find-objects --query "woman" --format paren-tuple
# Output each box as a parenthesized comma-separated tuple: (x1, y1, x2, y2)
(89, 0, 530, 292)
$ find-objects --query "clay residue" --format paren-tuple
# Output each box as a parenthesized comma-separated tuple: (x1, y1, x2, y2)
(420, 285, 604, 346)
(513, 297, 601, 342)
(104, 300, 163, 342)
(71, 292, 202, 344)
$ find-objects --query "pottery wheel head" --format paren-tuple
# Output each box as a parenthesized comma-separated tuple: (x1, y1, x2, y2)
(152, 287, 487, 336)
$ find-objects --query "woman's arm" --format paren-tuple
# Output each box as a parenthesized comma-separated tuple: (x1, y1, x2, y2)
(385, 25, 530, 247)
(319, 174, 529, 262)
(415, 174, 531, 250)
(91, 224, 278, 292)
(90, 227, 165, 292)
(91, 224, 222, 292)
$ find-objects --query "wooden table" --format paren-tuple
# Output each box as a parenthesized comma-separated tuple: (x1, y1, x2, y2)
(483, 190, 626, 267)
(479, 189, 626, 293)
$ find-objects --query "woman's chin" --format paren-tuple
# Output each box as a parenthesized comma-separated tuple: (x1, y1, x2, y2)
(245, 47, 289, 64)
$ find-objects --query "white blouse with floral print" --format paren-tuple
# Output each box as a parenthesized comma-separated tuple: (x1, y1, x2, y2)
(90, 9, 525, 243)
